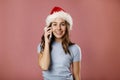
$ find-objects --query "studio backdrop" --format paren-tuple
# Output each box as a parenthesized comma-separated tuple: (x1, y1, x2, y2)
(0, 0, 120, 80)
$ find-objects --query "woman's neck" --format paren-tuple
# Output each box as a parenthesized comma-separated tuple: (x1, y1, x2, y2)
(55, 38, 62, 43)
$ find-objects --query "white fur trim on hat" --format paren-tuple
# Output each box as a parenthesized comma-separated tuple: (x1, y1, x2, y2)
(46, 11, 73, 30)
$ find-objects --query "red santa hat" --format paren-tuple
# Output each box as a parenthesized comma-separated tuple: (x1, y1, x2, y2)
(46, 6, 73, 30)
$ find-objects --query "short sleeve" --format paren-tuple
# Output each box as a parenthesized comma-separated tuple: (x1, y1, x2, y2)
(37, 43, 41, 54)
(73, 45, 82, 62)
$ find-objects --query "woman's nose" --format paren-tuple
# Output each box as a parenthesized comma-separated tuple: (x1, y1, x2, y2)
(56, 24, 61, 29)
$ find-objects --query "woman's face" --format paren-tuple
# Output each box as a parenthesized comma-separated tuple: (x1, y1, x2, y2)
(51, 18, 67, 41)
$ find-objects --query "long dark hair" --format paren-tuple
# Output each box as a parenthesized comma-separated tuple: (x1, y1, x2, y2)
(40, 21, 74, 54)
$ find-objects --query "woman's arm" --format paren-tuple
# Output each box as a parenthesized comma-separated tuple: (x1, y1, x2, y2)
(38, 43, 50, 70)
(72, 61, 81, 80)
(38, 26, 52, 70)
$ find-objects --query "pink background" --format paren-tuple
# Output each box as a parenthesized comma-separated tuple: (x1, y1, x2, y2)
(0, 0, 120, 80)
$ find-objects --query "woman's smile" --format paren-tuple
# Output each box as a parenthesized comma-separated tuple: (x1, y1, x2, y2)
(55, 30, 63, 35)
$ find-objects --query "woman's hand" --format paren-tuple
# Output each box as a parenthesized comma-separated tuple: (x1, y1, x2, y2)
(44, 26, 52, 44)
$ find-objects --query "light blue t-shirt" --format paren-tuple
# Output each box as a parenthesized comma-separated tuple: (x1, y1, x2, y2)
(37, 41, 82, 80)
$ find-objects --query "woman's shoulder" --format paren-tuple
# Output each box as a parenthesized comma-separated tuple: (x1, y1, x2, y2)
(69, 43, 82, 61)
(69, 43, 81, 51)
(37, 43, 42, 54)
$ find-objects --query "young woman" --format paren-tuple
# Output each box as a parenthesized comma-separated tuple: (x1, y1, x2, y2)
(37, 7, 82, 80)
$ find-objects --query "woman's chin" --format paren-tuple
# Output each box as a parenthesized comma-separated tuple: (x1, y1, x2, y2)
(55, 35, 63, 39)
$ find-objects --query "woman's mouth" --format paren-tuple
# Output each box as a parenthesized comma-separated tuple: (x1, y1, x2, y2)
(55, 31, 63, 35)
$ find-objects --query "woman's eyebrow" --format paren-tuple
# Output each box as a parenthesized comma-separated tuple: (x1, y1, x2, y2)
(61, 22, 65, 23)
(52, 22, 57, 24)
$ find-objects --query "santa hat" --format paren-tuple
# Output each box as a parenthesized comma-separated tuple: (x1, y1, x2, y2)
(46, 6, 73, 30)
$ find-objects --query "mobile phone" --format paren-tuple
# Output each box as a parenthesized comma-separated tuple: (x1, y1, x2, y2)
(49, 33, 52, 40)
(47, 24, 52, 40)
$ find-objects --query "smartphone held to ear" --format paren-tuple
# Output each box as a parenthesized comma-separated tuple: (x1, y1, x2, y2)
(49, 33, 52, 40)
(47, 25, 52, 40)
(44, 26, 52, 40)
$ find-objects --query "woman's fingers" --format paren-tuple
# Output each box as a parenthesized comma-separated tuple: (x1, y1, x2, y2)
(44, 27, 52, 32)
(44, 27, 52, 39)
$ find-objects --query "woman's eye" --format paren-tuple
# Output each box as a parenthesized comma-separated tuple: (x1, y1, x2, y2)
(52, 23, 57, 26)
(61, 23, 65, 26)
